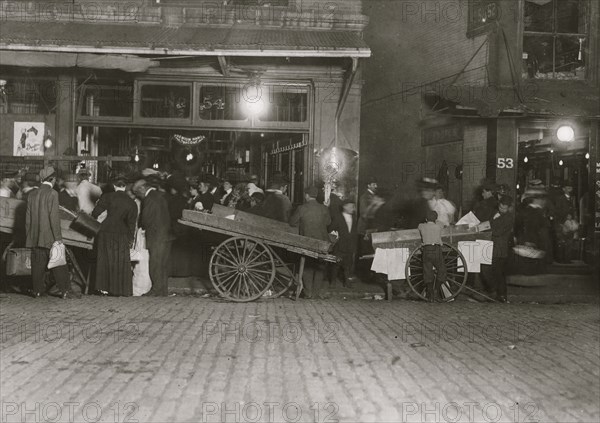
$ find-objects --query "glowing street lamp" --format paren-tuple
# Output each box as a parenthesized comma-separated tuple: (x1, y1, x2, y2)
(556, 125, 575, 142)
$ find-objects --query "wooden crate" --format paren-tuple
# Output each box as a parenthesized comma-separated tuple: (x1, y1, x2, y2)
(0, 197, 26, 234)
(371, 225, 491, 249)
(210, 204, 298, 234)
(181, 209, 330, 255)
(0, 197, 93, 249)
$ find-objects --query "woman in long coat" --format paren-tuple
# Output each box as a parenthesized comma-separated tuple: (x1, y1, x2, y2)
(92, 177, 138, 296)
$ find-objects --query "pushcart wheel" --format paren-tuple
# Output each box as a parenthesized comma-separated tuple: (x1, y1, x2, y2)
(209, 237, 275, 302)
(270, 265, 295, 298)
(406, 243, 468, 302)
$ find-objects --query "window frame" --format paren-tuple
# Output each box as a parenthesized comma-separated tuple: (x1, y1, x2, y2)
(521, 0, 590, 81)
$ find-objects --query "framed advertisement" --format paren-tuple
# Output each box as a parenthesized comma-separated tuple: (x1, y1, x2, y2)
(13, 121, 45, 156)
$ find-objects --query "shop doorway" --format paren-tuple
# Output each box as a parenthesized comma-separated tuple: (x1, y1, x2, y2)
(517, 123, 592, 264)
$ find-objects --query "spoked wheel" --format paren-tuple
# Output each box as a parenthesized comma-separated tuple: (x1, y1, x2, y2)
(209, 237, 276, 302)
(405, 243, 468, 302)
(270, 265, 296, 298)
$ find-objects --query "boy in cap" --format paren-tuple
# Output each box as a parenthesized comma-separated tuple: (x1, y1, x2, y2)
(26, 166, 74, 298)
(489, 195, 514, 303)
(290, 186, 331, 299)
(418, 210, 446, 302)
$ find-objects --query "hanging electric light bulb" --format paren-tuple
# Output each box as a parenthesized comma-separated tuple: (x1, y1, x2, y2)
(186, 152, 193, 162)
(134, 147, 140, 163)
(578, 38, 584, 61)
(44, 130, 52, 149)
(585, 152, 590, 160)
(153, 163, 159, 169)
(523, 156, 528, 163)
(559, 159, 564, 166)
(550, 149, 554, 154)
(516, 183, 520, 190)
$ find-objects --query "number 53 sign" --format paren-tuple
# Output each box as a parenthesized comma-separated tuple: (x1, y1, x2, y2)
(497, 158, 514, 169)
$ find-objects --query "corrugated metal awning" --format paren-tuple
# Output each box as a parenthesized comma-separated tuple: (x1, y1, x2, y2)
(0, 21, 371, 58)
(0, 50, 158, 72)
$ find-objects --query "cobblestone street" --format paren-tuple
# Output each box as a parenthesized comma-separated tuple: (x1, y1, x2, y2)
(1, 294, 598, 423)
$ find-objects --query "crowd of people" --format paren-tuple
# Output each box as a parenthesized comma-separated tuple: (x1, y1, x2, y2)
(0, 165, 587, 302)
(355, 175, 587, 302)
(1, 166, 360, 299)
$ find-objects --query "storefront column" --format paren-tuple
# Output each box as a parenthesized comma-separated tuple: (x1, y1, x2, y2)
(56, 74, 75, 155)
(494, 119, 518, 192)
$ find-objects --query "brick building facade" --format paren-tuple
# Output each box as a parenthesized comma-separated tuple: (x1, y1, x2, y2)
(361, 0, 599, 245)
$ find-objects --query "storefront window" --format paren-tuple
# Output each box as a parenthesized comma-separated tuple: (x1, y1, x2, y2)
(80, 83, 133, 118)
(2, 78, 57, 115)
(522, 0, 588, 80)
(258, 86, 308, 123)
(198, 85, 246, 121)
(140, 83, 191, 119)
(198, 84, 308, 123)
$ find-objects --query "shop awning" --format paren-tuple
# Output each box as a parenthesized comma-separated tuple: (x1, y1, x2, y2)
(0, 50, 158, 72)
(0, 21, 371, 58)
(424, 84, 600, 119)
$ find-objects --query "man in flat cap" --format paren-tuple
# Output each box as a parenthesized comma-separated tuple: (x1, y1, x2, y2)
(26, 166, 74, 298)
(290, 186, 331, 299)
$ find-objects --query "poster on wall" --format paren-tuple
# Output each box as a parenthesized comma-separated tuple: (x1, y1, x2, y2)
(13, 122, 45, 156)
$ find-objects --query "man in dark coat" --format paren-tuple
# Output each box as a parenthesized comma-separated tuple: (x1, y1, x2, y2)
(25, 166, 73, 298)
(357, 177, 378, 236)
(329, 199, 358, 288)
(472, 181, 498, 223)
(290, 186, 331, 299)
(489, 195, 514, 302)
(133, 179, 173, 296)
(256, 179, 292, 223)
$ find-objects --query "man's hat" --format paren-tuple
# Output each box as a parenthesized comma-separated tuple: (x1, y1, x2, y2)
(205, 174, 219, 186)
(39, 166, 55, 181)
(499, 195, 513, 206)
(305, 186, 319, 198)
(482, 181, 497, 192)
(366, 176, 378, 185)
(416, 177, 438, 190)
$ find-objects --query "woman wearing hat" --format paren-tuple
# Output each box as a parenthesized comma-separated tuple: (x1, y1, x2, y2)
(92, 176, 138, 296)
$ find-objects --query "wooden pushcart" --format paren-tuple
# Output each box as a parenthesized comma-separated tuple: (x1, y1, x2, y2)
(1, 197, 93, 294)
(368, 225, 493, 302)
(179, 206, 338, 302)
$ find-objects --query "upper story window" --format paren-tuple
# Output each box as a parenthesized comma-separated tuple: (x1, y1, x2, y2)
(79, 82, 134, 119)
(140, 83, 191, 119)
(522, 0, 589, 80)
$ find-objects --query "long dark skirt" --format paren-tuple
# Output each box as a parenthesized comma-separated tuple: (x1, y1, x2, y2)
(95, 231, 133, 296)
